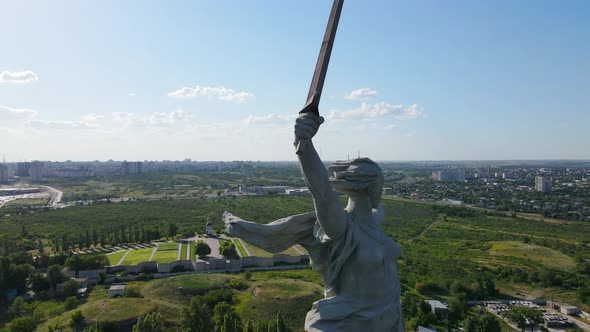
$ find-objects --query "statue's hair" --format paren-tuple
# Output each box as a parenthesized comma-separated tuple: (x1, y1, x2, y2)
(330, 158, 384, 208)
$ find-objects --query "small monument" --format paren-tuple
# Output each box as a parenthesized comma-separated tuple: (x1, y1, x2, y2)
(205, 221, 214, 236)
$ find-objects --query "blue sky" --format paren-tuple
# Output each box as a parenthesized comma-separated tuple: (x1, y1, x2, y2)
(1, 0, 589, 161)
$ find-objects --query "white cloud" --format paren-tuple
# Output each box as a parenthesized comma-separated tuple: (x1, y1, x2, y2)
(385, 124, 398, 130)
(168, 86, 254, 104)
(28, 120, 93, 130)
(112, 110, 191, 128)
(146, 109, 189, 125)
(344, 88, 378, 100)
(112, 112, 140, 127)
(83, 113, 104, 124)
(243, 113, 293, 125)
(128, 92, 136, 97)
(0, 70, 38, 84)
(0, 105, 38, 120)
(328, 102, 423, 121)
(395, 104, 423, 120)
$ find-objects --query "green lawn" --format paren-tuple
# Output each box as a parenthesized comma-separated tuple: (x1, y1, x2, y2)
(241, 241, 301, 258)
(157, 241, 179, 251)
(120, 247, 153, 265)
(152, 248, 179, 263)
(180, 242, 188, 260)
(189, 240, 196, 261)
(106, 250, 127, 266)
(232, 238, 248, 257)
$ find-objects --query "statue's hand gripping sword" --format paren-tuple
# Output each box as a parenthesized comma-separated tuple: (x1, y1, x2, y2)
(295, 0, 344, 155)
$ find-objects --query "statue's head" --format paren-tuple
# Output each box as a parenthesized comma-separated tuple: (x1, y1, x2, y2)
(328, 158, 384, 208)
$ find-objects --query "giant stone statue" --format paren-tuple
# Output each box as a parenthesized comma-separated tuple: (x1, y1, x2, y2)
(223, 113, 405, 331)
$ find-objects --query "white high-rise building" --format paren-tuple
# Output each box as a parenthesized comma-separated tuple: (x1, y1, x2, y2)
(0, 164, 8, 183)
(30, 161, 44, 183)
(535, 176, 552, 192)
(432, 167, 466, 182)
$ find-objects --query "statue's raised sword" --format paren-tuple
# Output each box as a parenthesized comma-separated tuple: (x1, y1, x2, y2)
(295, 0, 344, 155)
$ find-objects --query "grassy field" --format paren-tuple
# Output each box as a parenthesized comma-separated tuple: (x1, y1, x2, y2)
(106, 250, 127, 266)
(236, 278, 322, 331)
(142, 273, 238, 304)
(241, 241, 301, 258)
(3, 197, 50, 207)
(180, 242, 187, 260)
(157, 242, 178, 251)
(151, 249, 178, 263)
(486, 241, 578, 271)
(120, 247, 153, 265)
(189, 240, 195, 261)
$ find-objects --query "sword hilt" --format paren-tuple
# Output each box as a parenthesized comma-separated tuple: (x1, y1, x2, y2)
(295, 101, 321, 155)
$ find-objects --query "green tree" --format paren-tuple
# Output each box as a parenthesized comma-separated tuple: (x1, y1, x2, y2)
(168, 223, 178, 238)
(133, 312, 165, 332)
(180, 296, 213, 332)
(214, 302, 232, 331)
(30, 273, 50, 292)
(9, 317, 37, 332)
(8, 296, 25, 318)
(505, 307, 543, 331)
(276, 311, 286, 332)
(69, 310, 85, 332)
(221, 310, 242, 332)
(195, 241, 212, 258)
(38, 239, 45, 254)
(64, 296, 81, 310)
(219, 241, 238, 259)
(463, 314, 501, 332)
(47, 264, 65, 290)
(245, 320, 254, 332)
(62, 279, 80, 298)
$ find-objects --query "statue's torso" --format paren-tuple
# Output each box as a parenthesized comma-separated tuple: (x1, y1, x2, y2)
(334, 222, 401, 300)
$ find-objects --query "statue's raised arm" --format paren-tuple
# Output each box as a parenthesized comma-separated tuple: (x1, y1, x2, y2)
(294, 113, 346, 240)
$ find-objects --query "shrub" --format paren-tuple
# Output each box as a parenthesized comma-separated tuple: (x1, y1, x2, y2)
(126, 287, 142, 298)
(9, 317, 37, 332)
(64, 296, 80, 310)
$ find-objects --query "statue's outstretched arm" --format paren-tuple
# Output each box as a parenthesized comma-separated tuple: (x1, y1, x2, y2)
(295, 113, 346, 240)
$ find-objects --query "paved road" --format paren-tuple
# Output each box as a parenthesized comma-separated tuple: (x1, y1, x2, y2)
(191, 236, 224, 258)
(41, 186, 63, 207)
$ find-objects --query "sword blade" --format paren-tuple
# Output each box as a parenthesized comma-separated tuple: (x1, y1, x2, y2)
(302, 0, 344, 114)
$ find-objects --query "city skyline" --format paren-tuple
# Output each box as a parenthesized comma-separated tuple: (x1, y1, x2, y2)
(1, 0, 589, 161)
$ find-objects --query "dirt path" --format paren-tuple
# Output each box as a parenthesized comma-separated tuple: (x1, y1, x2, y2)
(292, 245, 305, 255)
(177, 243, 182, 260)
(116, 250, 131, 266)
(148, 247, 158, 261)
(238, 238, 251, 256)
